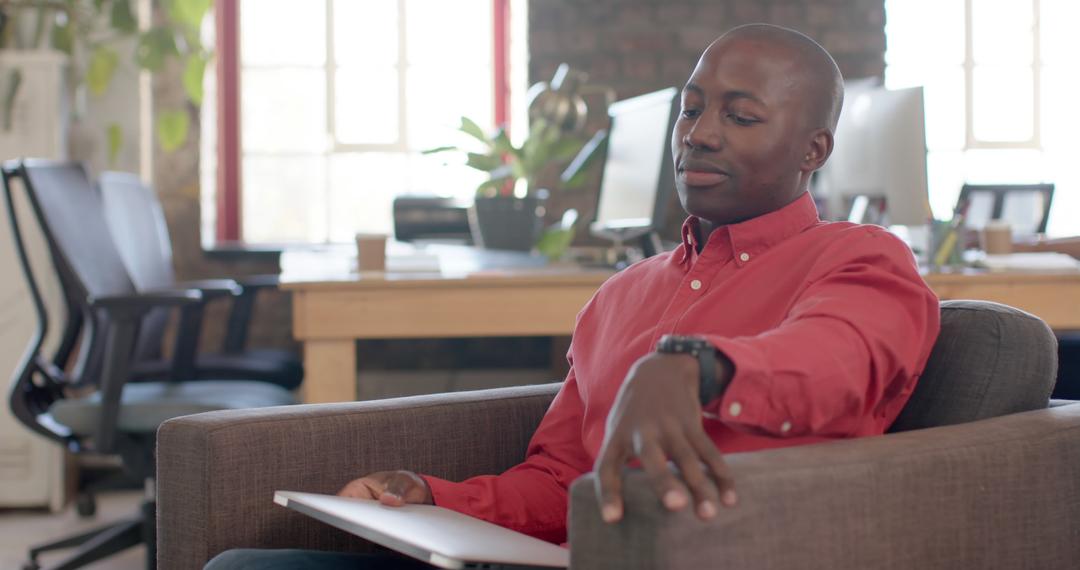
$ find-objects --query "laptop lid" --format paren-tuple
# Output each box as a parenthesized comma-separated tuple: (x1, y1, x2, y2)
(274, 491, 569, 570)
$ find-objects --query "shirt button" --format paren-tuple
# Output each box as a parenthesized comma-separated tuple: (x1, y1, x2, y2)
(780, 421, 792, 434)
(739, 252, 750, 262)
(728, 401, 742, 417)
(690, 279, 702, 290)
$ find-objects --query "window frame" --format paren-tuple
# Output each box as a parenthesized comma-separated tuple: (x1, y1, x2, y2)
(213, 0, 512, 243)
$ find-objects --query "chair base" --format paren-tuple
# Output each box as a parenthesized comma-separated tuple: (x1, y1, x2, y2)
(25, 499, 155, 570)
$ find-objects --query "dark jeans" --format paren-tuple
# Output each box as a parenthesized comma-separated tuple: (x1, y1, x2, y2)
(1053, 333, 1080, 399)
(204, 549, 436, 570)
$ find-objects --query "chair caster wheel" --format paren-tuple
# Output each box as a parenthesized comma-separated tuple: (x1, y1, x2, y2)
(76, 493, 97, 518)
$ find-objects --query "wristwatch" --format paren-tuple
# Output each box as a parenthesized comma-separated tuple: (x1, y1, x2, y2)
(655, 334, 727, 405)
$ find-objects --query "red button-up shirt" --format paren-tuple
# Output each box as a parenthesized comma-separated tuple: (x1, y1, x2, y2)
(422, 191, 941, 544)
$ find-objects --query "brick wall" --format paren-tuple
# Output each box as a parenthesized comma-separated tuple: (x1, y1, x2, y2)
(529, 0, 887, 237)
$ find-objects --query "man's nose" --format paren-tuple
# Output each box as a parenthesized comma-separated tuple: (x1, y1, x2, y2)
(684, 114, 722, 151)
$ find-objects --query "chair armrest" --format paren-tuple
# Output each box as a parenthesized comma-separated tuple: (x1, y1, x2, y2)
(89, 289, 202, 320)
(222, 274, 280, 352)
(570, 404, 1080, 570)
(175, 278, 242, 300)
(156, 383, 560, 570)
(234, 273, 279, 290)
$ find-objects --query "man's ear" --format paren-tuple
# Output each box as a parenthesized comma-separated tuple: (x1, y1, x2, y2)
(801, 128, 834, 172)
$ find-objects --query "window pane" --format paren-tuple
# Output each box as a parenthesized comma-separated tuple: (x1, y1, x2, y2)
(240, 0, 325, 66)
(406, 66, 493, 150)
(884, 0, 964, 66)
(327, 153, 407, 238)
(926, 150, 966, 219)
(962, 148, 1046, 184)
(1042, 0, 1080, 64)
(335, 68, 400, 145)
(334, 0, 399, 66)
(886, 65, 965, 152)
(1041, 67, 1080, 151)
(243, 155, 328, 243)
(971, 0, 1033, 64)
(243, 69, 328, 153)
(972, 66, 1034, 142)
(405, 0, 492, 66)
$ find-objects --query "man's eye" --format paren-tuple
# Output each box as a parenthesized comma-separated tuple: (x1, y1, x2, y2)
(728, 113, 759, 126)
(681, 108, 701, 119)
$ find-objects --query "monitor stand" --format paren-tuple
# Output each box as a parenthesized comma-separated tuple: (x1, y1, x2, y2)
(584, 229, 664, 270)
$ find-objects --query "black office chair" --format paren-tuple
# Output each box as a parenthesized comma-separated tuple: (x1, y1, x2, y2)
(2, 159, 296, 570)
(97, 171, 302, 390)
(958, 183, 1054, 236)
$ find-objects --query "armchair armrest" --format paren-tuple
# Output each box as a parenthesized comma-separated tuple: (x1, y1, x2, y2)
(223, 274, 280, 353)
(156, 383, 561, 570)
(569, 404, 1080, 570)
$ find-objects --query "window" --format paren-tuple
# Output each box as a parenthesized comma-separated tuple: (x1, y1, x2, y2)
(202, 0, 526, 245)
(884, 0, 1080, 235)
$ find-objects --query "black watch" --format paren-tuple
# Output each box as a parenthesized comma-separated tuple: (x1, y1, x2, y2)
(655, 334, 725, 405)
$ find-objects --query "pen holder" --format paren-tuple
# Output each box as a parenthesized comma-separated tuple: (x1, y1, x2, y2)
(929, 219, 965, 271)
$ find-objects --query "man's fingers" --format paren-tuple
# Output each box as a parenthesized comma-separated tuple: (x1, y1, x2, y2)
(666, 433, 720, 520)
(380, 473, 412, 506)
(336, 476, 380, 500)
(636, 434, 689, 513)
(594, 444, 628, 523)
(691, 431, 737, 507)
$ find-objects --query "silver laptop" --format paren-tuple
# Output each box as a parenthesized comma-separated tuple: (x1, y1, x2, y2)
(274, 491, 569, 570)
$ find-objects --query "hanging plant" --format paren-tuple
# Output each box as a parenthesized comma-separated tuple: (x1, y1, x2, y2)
(0, 0, 214, 164)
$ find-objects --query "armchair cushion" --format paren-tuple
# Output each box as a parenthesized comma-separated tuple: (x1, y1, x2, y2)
(156, 383, 560, 570)
(889, 300, 1058, 432)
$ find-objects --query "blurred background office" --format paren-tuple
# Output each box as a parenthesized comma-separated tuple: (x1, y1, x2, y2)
(1, 0, 1079, 567)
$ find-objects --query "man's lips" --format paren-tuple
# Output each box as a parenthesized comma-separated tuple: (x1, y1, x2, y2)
(677, 159, 730, 187)
(678, 169, 730, 187)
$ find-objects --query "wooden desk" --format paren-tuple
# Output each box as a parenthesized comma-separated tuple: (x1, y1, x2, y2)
(283, 263, 1080, 403)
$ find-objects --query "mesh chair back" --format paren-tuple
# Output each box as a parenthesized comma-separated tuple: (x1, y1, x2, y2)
(99, 171, 175, 361)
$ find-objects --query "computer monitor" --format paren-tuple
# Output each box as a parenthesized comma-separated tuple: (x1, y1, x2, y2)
(815, 84, 932, 226)
(590, 87, 680, 257)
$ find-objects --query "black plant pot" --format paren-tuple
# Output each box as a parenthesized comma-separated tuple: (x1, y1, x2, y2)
(469, 195, 547, 251)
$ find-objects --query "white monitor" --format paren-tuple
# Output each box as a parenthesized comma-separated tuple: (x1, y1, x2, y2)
(816, 84, 932, 226)
(591, 87, 679, 242)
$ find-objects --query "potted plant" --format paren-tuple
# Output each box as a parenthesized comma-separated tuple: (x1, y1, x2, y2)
(425, 65, 608, 255)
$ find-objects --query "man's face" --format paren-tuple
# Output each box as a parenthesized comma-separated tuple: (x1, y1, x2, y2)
(671, 38, 817, 226)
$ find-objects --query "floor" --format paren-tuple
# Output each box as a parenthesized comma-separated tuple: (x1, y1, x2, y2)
(0, 490, 145, 570)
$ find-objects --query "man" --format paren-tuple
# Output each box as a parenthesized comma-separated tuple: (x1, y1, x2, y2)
(207, 23, 940, 569)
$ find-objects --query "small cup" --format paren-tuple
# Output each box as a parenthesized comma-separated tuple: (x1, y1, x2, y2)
(980, 220, 1012, 255)
(355, 233, 388, 272)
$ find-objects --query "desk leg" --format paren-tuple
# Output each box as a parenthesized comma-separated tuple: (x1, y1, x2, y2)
(301, 339, 357, 403)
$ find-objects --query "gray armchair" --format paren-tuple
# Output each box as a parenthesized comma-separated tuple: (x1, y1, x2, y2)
(157, 300, 1080, 569)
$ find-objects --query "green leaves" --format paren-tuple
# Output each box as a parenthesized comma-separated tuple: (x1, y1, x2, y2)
(87, 47, 119, 96)
(458, 116, 488, 145)
(107, 123, 123, 166)
(169, 0, 214, 31)
(156, 110, 190, 152)
(536, 226, 576, 261)
(110, 0, 138, 33)
(183, 53, 207, 105)
(136, 28, 178, 71)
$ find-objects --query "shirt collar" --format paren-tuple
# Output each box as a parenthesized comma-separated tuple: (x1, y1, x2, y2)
(678, 191, 820, 266)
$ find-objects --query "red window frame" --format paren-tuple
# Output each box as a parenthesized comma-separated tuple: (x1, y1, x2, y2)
(214, 0, 512, 243)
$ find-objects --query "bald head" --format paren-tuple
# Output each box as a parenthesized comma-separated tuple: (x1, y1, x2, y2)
(671, 23, 845, 226)
(711, 24, 845, 131)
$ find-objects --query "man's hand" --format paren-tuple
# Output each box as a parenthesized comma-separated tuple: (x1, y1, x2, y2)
(594, 352, 736, 524)
(337, 470, 433, 507)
